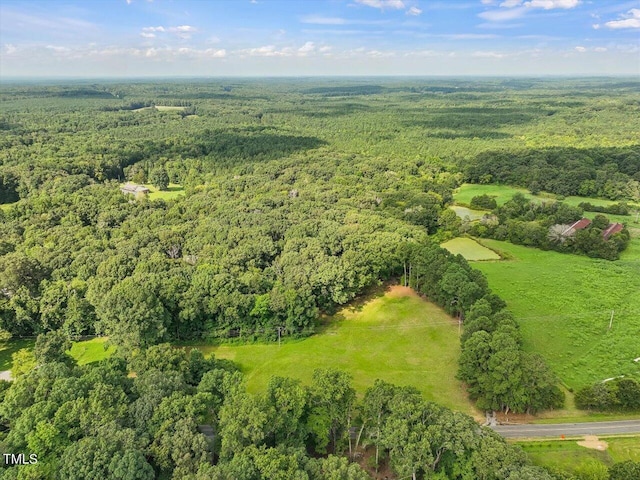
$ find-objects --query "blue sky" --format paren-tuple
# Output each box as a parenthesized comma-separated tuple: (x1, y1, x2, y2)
(1, 0, 639, 77)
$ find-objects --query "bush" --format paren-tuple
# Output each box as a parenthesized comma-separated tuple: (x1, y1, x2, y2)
(470, 194, 497, 210)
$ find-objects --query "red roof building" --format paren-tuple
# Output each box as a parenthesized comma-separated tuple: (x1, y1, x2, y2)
(562, 218, 591, 236)
(602, 223, 624, 240)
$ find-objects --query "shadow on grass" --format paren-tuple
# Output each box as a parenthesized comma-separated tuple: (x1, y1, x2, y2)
(0, 338, 35, 371)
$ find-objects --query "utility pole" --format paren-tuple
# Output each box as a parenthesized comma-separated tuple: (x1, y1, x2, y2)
(277, 326, 283, 346)
(609, 310, 614, 330)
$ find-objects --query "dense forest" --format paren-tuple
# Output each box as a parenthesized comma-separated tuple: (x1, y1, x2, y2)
(1, 79, 639, 478)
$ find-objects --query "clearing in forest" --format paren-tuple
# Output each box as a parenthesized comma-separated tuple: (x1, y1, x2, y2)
(441, 237, 501, 261)
(192, 286, 476, 415)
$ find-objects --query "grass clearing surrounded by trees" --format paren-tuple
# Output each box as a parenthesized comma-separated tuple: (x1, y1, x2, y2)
(449, 205, 489, 221)
(441, 237, 501, 261)
(0, 337, 114, 372)
(187, 286, 477, 415)
(67, 337, 116, 365)
(454, 183, 640, 210)
(474, 237, 640, 391)
(143, 183, 185, 201)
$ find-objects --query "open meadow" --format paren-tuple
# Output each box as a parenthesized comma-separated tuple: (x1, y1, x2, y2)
(187, 286, 477, 415)
(474, 236, 640, 390)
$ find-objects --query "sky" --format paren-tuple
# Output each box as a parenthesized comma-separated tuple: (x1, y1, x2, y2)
(1, 0, 639, 77)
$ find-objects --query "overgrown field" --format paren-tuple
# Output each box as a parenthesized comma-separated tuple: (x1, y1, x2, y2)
(441, 237, 501, 261)
(474, 237, 640, 390)
(187, 286, 476, 415)
(518, 436, 640, 475)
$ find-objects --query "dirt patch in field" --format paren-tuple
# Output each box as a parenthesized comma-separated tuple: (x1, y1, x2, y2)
(385, 285, 419, 298)
(578, 435, 608, 451)
(0, 370, 12, 381)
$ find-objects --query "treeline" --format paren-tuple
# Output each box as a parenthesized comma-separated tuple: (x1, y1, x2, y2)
(467, 194, 630, 260)
(398, 242, 564, 414)
(0, 334, 565, 480)
(575, 377, 640, 411)
(578, 202, 630, 215)
(464, 145, 640, 200)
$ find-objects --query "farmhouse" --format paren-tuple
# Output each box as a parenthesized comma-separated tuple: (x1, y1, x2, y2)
(602, 223, 624, 240)
(561, 218, 591, 236)
(120, 183, 150, 196)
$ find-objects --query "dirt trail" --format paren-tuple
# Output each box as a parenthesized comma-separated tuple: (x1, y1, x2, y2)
(578, 435, 608, 451)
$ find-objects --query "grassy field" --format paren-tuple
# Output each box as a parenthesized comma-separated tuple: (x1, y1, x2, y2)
(0, 338, 34, 371)
(449, 205, 489, 221)
(441, 237, 501, 261)
(187, 286, 476, 415)
(517, 436, 640, 474)
(453, 184, 553, 206)
(0, 337, 113, 372)
(474, 237, 640, 390)
(143, 183, 185, 201)
(68, 337, 115, 365)
(454, 183, 639, 211)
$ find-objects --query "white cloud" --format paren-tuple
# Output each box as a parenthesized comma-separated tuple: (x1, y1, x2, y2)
(602, 8, 640, 29)
(472, 50, 507, 58)
(298, 41, 316, 55)
(500, 0, 522, 7)
(525, 0, 580, 9)
(355, 0, 405, 10)
(407, 7, 422, 16)
(479, 6, 527, 21)
(141, 25, 197, 39)
(3, 44, 18, 55)
(574, 46, 586, 52)
(301, 15, 346, 25)
(594, 47, 607, 52)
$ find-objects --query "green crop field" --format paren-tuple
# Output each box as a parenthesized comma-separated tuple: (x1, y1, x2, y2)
(187, 286, 477, 415)
(474, 236, 640, 390)
(441, 237, 501, 261)
(517, 436, 640, 475)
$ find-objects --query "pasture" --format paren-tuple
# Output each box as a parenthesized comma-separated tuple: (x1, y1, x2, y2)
(189, 286, 476, 415)
(441, 237, 501, 261)
(474, 237, 640, 390)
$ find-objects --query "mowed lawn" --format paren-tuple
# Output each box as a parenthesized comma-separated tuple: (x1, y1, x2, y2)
(191, 286, 476, 415)
(518, 436, 640, 475)
(441, 237, 501, 261)
(474, 237, 640, 390)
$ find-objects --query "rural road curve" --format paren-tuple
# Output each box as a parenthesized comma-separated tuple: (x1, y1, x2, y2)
(491, 420, 640, 438)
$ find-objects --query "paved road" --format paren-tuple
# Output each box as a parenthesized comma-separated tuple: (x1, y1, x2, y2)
(491, 420, 640, 439)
